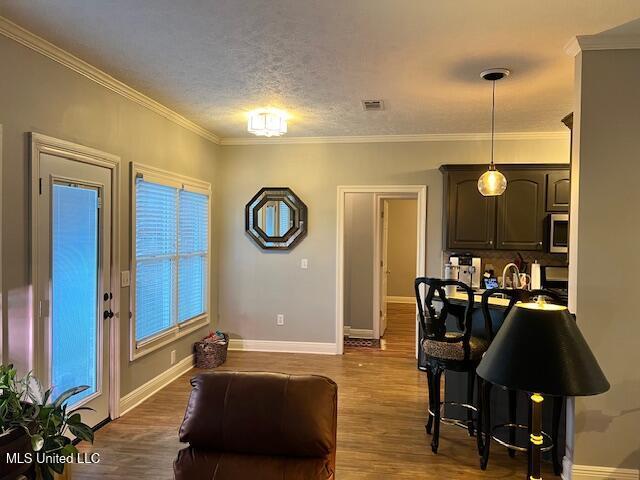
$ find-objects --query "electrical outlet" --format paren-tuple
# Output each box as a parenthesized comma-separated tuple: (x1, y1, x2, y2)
(170, 350, 176, 365)
(121, 270, 130, 287)
(300, 258, 308, 269)
(276, 314, 284, 326)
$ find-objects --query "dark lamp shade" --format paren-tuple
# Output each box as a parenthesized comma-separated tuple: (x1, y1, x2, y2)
(477, 302, 610, 396)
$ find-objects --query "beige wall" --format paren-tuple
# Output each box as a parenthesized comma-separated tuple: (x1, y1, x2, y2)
(0, 36, 220, 395)
(387, 199, 417, 298)
(343, 192, 374, 331)
(217, 139, 569, 344)
(569, 49, 640, 471)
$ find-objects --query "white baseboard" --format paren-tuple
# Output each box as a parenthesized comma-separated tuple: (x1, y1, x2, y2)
(119, 354, 194, 416)
(386, 295, 415, 304)
(345, 328, 375, 339)
(228, 339, 338, 355)
(562, 456, 639, 480)
(563, 456, 573, 480)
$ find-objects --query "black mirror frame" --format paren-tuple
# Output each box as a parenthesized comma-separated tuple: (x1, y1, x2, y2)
(245, 187, 308, 250)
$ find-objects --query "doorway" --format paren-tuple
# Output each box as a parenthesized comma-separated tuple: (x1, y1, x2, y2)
(376, 197, 418, 350)
(31, 134, 121, 426)
(336, 186, 426, 355)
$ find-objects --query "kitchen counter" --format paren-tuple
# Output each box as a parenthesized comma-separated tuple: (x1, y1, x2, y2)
(434, 289, 511, 309)
(426, 288, 565, 461)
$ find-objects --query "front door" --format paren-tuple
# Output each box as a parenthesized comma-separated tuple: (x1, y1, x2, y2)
(36, 152, 112, 427)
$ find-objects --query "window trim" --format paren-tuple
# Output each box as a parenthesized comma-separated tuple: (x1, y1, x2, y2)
(130, 163, 211, 360)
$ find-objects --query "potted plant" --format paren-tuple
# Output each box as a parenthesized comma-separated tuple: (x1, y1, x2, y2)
(0, 364, 94, 480)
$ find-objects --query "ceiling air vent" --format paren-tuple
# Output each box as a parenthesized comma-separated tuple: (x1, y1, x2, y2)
(362, 99, 384, 111)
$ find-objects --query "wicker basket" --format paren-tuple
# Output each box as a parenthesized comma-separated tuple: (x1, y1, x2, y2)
(194, 334, 229, 368)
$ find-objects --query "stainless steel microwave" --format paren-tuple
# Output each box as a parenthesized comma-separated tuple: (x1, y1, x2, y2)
(548, 213, 569, 253)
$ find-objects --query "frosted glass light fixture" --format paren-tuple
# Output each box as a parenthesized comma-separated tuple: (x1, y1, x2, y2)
(247, 108, 288, 137)
(478, 165, 507, 197)
(478, 68, 510, 196)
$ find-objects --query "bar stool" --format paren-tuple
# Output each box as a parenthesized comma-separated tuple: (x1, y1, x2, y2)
(414, 277, 493, 454)
(477, 288, 564, 475)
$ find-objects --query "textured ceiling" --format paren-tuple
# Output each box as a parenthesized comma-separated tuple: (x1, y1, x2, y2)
(1, 1, 640, 138)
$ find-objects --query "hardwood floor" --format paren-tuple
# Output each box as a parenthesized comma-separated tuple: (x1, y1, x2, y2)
(74, 302, 553, 479)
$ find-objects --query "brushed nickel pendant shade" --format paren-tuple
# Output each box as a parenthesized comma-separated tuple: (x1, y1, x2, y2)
(478, 68, 510, 196)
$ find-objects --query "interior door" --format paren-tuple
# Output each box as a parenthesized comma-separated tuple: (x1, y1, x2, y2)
(36, 153, 112, 427)
(380, 200, 390, 337)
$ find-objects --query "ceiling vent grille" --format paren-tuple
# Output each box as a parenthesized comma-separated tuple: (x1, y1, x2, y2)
(362, 99, 384, 111)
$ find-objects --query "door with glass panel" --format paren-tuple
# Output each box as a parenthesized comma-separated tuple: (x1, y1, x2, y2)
(36, 153, 112, 427)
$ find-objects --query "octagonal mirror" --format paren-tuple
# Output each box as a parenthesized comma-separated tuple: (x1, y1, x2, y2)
(245, 187, 308, 250)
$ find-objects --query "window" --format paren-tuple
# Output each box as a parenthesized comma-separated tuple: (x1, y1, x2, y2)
(131, 164, 210, 357)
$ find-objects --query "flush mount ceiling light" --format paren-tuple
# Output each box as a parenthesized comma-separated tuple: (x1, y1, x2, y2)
(247, 108, 288, 137)
(477, 68, 510, 197)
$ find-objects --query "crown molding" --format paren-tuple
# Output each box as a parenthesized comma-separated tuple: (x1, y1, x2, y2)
(0, 16, 572, 147)
(565, 34, 640, 56)
(220, 131, 568, 146)
(0, 16, 220, 144)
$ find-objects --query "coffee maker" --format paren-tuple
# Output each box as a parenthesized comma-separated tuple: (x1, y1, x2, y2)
(448, 254, 482, 289)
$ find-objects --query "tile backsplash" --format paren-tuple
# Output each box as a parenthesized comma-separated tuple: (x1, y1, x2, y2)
(443, 249, 568, 277)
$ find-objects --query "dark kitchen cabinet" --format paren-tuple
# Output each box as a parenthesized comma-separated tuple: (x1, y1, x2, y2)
(546, 171, 571, 212)
(441, 164, 569, 252)
(496, 170, 546, 251)
(444, 169, 496, 250)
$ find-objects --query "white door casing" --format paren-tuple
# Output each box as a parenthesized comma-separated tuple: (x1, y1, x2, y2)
(336, 185, 426, 356)
(379, 199, 390, 337)
(31, 133, 121, 422)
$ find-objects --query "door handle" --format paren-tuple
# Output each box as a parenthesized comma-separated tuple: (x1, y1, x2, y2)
(103, 310, 114, 319)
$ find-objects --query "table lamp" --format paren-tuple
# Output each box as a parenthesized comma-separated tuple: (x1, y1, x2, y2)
(476, 299, 609, 480)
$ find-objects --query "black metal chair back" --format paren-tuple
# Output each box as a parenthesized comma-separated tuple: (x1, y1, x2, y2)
(480, 288, 564, 340)
(414, 277, 478, 360)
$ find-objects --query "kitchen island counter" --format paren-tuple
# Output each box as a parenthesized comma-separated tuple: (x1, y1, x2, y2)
(434, 289, 511, 309)
(426, 289, 566, 463)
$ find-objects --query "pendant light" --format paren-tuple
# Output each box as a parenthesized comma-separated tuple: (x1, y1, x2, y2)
(477, 68, 510, 196)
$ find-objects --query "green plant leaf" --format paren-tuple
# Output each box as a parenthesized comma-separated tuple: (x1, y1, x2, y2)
(36, 464, 54, 480)
(68, 423, 94, 443)
(42, 388, 52, 406)
(61, 444, 78, 456)
(31, 433, 44, 451)
(38, 406, 53, 423)
(53, 385, 89, 409)
(51, 414, 63, 427)
(67, 413, 82, 425)
(68, 406, 95, 415)
(49, 460, 65, 474)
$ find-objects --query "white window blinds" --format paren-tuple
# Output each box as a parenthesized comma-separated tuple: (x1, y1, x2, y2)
(135, 177, 208, 343)
(178, 190, 208, 322)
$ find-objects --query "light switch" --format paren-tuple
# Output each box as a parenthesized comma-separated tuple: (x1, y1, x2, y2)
(301, 258, 309, 269)
(121, 270, 130, 288)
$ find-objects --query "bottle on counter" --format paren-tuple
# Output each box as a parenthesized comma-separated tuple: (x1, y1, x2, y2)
(531, 261, 542, 290)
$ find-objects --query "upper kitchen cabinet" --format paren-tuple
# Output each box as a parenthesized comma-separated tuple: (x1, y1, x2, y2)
(443, 167, 496, 250)
(441, 164, 570, 252)
(496, 170, 545, 250)
(546, 170, 571, 212)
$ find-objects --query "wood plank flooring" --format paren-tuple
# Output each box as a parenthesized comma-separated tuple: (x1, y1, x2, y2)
(73, 302, 553, 479)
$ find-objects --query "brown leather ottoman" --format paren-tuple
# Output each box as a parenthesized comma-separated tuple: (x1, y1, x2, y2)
(174, 371, 338, 480)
